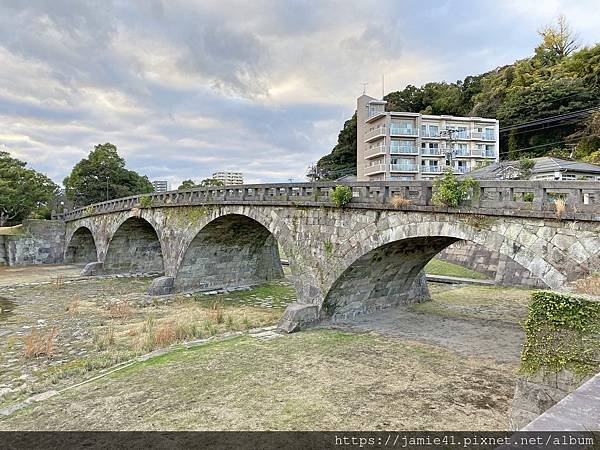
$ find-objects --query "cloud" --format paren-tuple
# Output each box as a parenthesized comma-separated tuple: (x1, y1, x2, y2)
(0, 0, 598, 187)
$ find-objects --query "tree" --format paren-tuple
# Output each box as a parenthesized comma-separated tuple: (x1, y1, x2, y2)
(64, 143, 153, 207)
(200, 178, 224, 186)
(0, 151, 58, 226)
(432, 169, 479, 208)
(178, 179, 196, 189)
(518, 158, 536, 179)
(535, 15, 579, 63)
(315, 113, 357, 180)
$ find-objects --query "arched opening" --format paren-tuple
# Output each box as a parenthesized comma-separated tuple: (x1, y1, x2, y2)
(175, 214, 283, 292)
(103, 217, 164, 274)
(323, 236, 458, 320)
(64, 227, 97, 264)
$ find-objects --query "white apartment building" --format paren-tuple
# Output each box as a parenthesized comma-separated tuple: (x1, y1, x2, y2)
(152, 180, 170, 192)
(356, 95, 500, 181)
(212, 171, 244, 185)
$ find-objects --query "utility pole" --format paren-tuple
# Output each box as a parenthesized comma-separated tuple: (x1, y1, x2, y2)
(440, 128, 457, 168)
(106, 176, 109, 201)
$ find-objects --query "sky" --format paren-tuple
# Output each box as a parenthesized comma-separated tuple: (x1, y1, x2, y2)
(1, 0, 599, 188)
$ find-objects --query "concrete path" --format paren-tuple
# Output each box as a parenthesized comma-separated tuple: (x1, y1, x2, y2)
(333, 306, 524, 363)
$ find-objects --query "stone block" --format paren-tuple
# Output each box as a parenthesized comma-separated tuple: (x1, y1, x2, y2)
(147, 276, 175, 296)
(81, 262, 103, 276)
(277, 303, 319, 333)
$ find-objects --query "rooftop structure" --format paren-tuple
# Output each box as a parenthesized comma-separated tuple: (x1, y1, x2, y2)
(356, 94, 500, 181)
(467, 157, 600, 181)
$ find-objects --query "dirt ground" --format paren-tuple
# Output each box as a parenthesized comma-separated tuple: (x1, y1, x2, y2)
(0, 264, 84, 287)
(0, 330, 518, 431)
(0, 265, 533, 430)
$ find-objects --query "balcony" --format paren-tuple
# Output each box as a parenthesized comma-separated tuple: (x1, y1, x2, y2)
(421, 165, 442, 173)
(454, 166, 469, 174)
(421, 130, 440, 138)
(485, 151, 496, 158)
(364, 127, 387, 142)
(455, 131, 470, 140)
(364, 145, 386, 159)
(471, 131, 495, 141)
(390, 163, 419, 172)
(390, 145, 418, 155)
(454, 149, 471, 157)
(364, 164, 386, 175)
(421, 148, 442, 156)
(390, 126, 417, 137)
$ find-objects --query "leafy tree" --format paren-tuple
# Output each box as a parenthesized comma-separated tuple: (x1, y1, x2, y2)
(314, 113, 357, 180)
(432, 169, 479, 208)
(518, 158, 536, 179)
(178, 179, 196, 189)
(63, 143, 153, 207)
(583, 150, 600, 165)
(0, 151, 58, 226)
(535, 15, 579, 64)
(200, 178, 224, 186)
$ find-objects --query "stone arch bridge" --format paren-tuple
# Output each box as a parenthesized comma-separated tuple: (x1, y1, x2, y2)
(61, 181, 600, 332)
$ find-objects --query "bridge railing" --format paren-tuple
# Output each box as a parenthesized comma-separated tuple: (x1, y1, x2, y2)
(61, 180, 600, 222)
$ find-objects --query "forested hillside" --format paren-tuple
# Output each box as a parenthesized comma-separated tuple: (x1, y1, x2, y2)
(315, 17, 600, 179)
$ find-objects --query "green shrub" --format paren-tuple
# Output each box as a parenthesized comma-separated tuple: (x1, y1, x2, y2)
(330, 185, 353, 207)
(521, 291, 600, 375)
(432, 169, 479, 208)
(139, 195, 154, 208)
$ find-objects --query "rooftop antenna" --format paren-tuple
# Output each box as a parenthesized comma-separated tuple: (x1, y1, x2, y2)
(381, 74, 385, 99)
(361, 82, 368, 95)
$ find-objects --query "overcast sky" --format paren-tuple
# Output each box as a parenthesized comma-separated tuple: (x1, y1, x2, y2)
(1, 0, 599, 187)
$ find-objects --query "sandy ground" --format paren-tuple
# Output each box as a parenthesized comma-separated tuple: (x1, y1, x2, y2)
(0, 264, 84, 287)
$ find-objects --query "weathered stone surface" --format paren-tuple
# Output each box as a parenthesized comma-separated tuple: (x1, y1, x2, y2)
(510, 369, 590, 430)
(1, 220, 65, 266)
(81, 262, 103, 276)
(51, 198, 600, 328)
(277, 303, 319, 333)
(64, 226, 96, 264)
(147, 276, 175, 296)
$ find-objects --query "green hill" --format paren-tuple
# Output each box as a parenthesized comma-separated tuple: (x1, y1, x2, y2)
(315, 19, 600, 180)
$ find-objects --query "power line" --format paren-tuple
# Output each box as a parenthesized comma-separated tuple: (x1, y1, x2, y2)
(500, 105, 600, 132)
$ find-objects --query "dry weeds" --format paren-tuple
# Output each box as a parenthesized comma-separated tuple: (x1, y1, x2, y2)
(389, 194, 412, 208)
(23, 328, 59, 358)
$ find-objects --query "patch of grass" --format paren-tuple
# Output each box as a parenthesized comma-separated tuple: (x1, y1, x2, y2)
(412, 284, 532, 325)
(1, 331, 519, 431)
(425, 259, 488, 280)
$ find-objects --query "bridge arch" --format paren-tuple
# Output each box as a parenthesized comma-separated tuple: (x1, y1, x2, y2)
(103, 216, 164, 274)
(174, 213, 284, 292)
(321, 219, 560, 320)
(64, 226, 98, 264)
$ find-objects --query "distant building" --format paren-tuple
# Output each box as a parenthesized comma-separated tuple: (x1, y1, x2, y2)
(152, 180, 170, 192)
(356, 94, 499, 181)
(212, 171, 243, 185)
(466, 157, 600, 181)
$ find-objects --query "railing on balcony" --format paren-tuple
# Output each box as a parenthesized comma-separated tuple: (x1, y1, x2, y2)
(454, 166, 469, 173)
(421, 165, 442, 173)
(455, 131, 470, 139)
(421, 148, 442, 156)
(390, 126, 417, 136)
(390, 163, 419, 172)
(364, 145, 387, 158)
(390, 145, 418, 155)
(364, 164, 386, 175)
(454, 149, 471, 157)
(485, 151, 496, 158)
(421, 131, 440, 138)
(364, 127, 387, 141)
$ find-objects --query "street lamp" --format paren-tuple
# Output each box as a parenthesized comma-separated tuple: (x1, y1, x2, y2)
(105, 176, 109, 201)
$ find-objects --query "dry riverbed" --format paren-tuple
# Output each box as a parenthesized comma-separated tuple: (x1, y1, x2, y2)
(0, 267, 536, 430)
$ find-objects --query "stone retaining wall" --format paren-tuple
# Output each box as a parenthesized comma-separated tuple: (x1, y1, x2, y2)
(437, 241, 547, 287)
(1, 220, 65, 266)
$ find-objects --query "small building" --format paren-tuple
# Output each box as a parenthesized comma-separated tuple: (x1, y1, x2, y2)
(152, 180, 170, 192)
(212, 171, 244, 185)
(466, 157, 600, 181)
